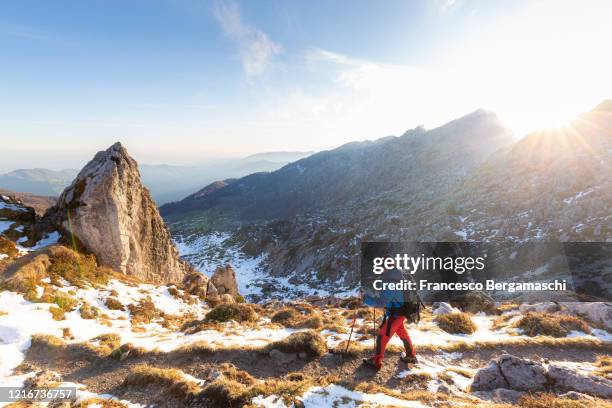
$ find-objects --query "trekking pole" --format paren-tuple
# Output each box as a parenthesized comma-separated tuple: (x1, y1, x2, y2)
(372, 308, 376, 336)
(345, 310, 358, 355)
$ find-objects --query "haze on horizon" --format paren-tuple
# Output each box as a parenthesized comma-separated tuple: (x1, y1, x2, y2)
(1, 0, 612, 172)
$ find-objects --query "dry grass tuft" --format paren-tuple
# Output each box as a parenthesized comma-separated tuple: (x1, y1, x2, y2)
(49, 306, 65, 320)
(416, 336, 612, 353)
(199, 378, 248, 407)
(181, 318, 223, 334)
(516, 313, 591, 337)
(205, 303, 258, 323)
(167, 285, 197, 305)
(0, 236, 18, 258)
(350, 381, 449, 404)
(331, 340, 368, 356)
(200, 371, 319, 407)
(77, 398, 129, 407)
(1, 254, 50, 300)
(110, 343, 149, 361)
(105, 297, 125, 311)
(173, 341, 218, 356)
(271, 306, 323, 329)
(46, 245, 107, 287)
(266, 330, 327, 357)
(594, 355, 612, 380)
(128, 298, 163, 325)
(50, 291, 77, 312)
(451, 292, 498, 314)
(123, 365, 201, 400)
(79, 301, 100, 319)
(517, 392, 609, 408)
(91, 333, 121, 353)
(435, 312, 477, 334)
(216, 363, 256, 386)
(399, 372, 433, 386)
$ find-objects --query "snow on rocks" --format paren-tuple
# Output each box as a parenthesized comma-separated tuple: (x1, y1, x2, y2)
(175, 232, 267, 298)
(432, 302, 459, 315)
(0, 220, 15, 234)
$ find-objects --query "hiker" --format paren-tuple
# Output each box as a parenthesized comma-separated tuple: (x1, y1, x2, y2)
(363, 268, 420, 370)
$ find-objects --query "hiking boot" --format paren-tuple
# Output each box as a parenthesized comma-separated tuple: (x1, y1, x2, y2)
(400, 353, 418, 365)
(362, 358, 381, 370)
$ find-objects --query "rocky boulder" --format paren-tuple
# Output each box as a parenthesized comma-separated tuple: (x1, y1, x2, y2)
(471, 354, 547, 392)
(547, 364, 612, 399)
(183, 272, 212, 299)
(472, 354, 612, 399)
(563, 302, 612, 331)
(518, 302, 561, 314)
(210, 264, 239, 297)
(44, 142, 189, 283)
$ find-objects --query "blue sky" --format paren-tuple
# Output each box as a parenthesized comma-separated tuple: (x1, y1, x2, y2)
(1, 0, 611, 171)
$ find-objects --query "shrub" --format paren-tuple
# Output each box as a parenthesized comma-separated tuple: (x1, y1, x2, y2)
(205, 303, 258, 323)
(435, 312, 477, 335)
(266, 331, 327, 357)
(105, 297, 124, 311)
(52, 292, 77, 312)
(515, 313, 591, 337)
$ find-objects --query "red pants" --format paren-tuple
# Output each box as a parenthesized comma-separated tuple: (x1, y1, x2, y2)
(372, 315, 416, 368)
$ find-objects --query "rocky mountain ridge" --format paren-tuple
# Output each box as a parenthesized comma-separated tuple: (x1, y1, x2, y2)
(167, 103, 612, 295)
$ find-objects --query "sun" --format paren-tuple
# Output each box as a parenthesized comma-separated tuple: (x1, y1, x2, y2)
(502, 101, 583, 137)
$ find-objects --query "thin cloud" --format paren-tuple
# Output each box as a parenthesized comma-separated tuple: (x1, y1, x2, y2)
(213, 0, 281, 77)
(0, 23, 73, 46)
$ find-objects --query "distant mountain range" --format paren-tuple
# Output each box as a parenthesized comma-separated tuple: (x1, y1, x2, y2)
(0, 151, 314, 205)
(0, 169, 78, 197)
(163, 102, 612, 295)
(160, 109, 513, 223)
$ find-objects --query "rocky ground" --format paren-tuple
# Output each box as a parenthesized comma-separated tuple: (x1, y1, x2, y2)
(1, 227, 611, 407)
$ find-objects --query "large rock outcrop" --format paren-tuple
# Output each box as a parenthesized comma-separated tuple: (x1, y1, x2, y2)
(44, 142, 189, 283)
(210, 264, 239, 297)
